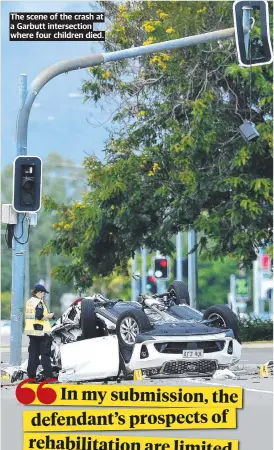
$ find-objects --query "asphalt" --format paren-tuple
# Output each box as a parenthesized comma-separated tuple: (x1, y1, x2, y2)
(1, 345, 273, 450)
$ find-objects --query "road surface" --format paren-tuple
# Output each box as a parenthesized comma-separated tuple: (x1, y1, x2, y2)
(1, 345, 273, 450)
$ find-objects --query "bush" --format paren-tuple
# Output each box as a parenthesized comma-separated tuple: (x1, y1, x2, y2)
(239, 316, 273, 342)
(1, 291, 11, 319)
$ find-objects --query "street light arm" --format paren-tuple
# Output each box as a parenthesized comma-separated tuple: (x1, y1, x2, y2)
(103, 27, 241, 62)
(16, 54, 104, 155)
(16, 25, 249, 156)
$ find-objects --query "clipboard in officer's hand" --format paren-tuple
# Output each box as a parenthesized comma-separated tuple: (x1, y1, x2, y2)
(35, 301, 44, 320)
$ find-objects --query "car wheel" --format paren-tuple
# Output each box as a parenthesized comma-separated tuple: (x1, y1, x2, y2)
(116, 309, 152, 351)
(80, 299, 98, 340)
(168, 281, 190, 305)
(203, 305, 240, 343)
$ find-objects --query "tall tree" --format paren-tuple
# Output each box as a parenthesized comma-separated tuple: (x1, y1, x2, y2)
(43, 2, 273, 289)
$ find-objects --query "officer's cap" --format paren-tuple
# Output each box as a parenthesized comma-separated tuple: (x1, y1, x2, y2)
(34, 284, 49, 294)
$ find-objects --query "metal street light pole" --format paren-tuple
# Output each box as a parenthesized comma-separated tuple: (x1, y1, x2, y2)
(188, 230, 198, 309)
(131, 254, 137, 301)
(141, 248, 147, 294)
(243, 6, 252, 55)
(176, 232, 183, 281)
(11, 24, 249, 365)
(10, 74, 28, 366)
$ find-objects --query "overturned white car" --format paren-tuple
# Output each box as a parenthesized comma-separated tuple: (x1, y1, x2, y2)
(9, 282, 242, 382)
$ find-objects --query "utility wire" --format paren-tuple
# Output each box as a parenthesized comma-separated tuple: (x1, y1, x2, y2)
(13, 214, 31, 245)
(13, 224, 30, 245)
(249, 16, 253, 121)
(13, 213, 26, 240)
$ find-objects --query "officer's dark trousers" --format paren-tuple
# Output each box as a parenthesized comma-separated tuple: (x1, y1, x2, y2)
(27, 335, 53, 379)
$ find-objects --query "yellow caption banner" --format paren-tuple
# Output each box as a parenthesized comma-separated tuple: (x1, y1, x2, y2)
(27, 384, 243, 408)
(24, 407, 237, 431)
(23, 433, 239, 450)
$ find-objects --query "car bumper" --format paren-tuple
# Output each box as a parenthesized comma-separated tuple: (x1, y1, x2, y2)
(128, 333, 241, 376)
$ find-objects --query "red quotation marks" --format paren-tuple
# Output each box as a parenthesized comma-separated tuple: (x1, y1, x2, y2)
(15, 378, 58, 405)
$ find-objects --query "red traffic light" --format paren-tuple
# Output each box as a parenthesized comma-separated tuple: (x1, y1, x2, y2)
(260, 254, 271, 271)
(160, 259, 168, 267)
(148, 276, 156, 283)
(146, 276, 157, 294)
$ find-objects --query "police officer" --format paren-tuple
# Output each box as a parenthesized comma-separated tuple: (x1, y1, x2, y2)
(24, 284, 54, 381)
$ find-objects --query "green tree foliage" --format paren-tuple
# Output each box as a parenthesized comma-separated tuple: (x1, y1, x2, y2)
(239, 316, 273, 342)
(197, 258, 245, 309)
(43, 2, 272, 289)
(1, 292, 12, 320)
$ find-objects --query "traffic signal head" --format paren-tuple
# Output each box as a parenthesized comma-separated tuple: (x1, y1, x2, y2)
(146, 276, 157, 294)
(153, 257, 170, 280)
(13, 156, 42, 213)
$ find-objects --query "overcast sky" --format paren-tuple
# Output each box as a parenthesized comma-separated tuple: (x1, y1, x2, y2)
(1, 1, 110, 169)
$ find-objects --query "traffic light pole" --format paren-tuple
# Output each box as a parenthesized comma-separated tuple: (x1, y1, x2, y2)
(141, 248, 147, 294)
(131, 254, 137, 301)
(11, 23, 249, 365)
(24, 239, 30, 304)
(155, 251, 166, 294)
(188, 230, 198, 309)
(176, 232, 183, 281)
(10, 74, 28, 366)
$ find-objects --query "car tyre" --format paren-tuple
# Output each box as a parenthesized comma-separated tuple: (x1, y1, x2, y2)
(203, 305, 240, 343)
(80, 299, 98, 340)
(116, 309, 152, 352)
(168, 281, 190, 305)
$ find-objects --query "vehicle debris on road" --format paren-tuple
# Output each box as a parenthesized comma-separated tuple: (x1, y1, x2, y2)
(212, 369, 237, 380)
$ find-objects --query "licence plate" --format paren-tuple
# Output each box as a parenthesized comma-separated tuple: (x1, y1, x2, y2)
(182, 350, 204, 358)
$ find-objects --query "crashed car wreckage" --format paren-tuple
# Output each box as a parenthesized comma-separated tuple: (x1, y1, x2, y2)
(9, 281, 242, 383)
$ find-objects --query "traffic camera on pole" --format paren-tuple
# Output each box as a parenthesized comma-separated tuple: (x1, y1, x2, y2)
(13, 156, 42, 213)
(153, 256, 170, 280)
